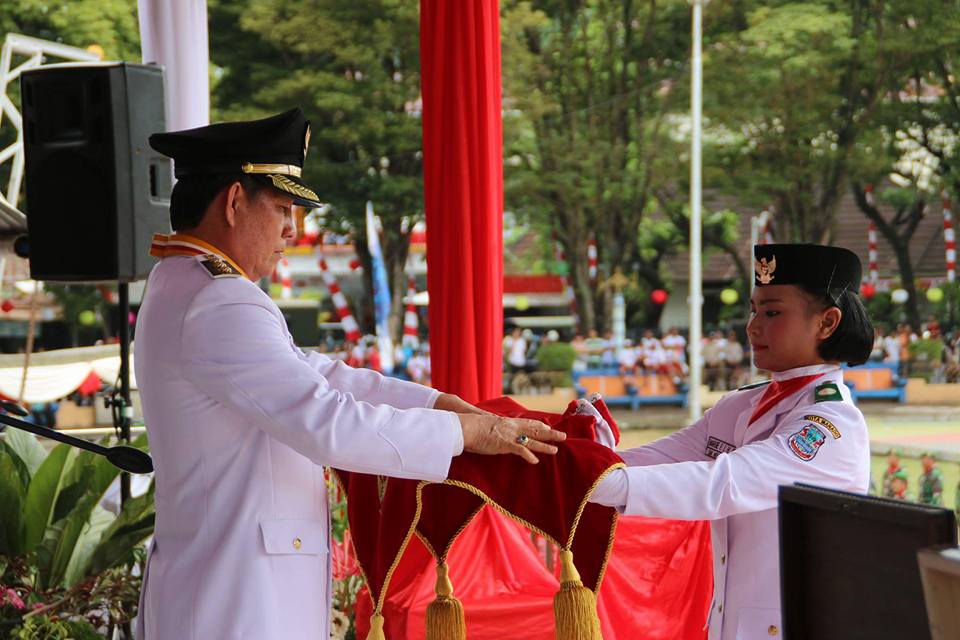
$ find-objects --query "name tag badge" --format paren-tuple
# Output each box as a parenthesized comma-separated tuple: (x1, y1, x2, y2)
(706, 437, 737, 459)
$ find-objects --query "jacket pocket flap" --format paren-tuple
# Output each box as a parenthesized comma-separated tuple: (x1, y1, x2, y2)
(260, 519, 327, 555)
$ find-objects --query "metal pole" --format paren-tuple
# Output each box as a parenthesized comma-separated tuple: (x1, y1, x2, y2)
(749, 211, 767, 382)
(118, 283, 131, 505)
(688, 0, 706, 420)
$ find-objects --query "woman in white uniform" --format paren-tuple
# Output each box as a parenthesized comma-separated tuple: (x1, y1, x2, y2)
(591, 244, 874, 640)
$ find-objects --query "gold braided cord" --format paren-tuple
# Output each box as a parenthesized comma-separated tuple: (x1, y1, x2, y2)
(331, 459, 625, 627)
(437, 461, 625, 594)
(269, 173, 319, 202)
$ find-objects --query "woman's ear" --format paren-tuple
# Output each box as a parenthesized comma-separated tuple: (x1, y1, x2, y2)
(818, 306, 842, 340)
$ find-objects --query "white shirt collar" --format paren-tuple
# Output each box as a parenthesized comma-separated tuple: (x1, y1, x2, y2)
(771, 363, 840, 382)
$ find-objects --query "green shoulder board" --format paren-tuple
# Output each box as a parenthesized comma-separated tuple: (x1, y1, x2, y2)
(738, 380, 772, 391)
(814, 382, 843, 403)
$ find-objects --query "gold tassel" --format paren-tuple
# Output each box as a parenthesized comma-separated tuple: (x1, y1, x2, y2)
(425, 562, 467, 640)
(366, 612, 386, 640)
(553, 549, 602, 640)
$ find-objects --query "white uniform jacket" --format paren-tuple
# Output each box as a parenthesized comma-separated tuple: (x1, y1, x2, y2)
(134, 254, 462, 640)
(616, 364, 869, 640)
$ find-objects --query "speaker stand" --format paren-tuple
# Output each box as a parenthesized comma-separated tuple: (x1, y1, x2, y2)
(118, 282, 132, 505)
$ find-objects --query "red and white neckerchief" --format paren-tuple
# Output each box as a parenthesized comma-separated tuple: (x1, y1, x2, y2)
(748, 363, 839, 426)
(150, 233, 249, 279)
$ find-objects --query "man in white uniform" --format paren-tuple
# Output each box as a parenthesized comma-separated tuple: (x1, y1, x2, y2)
(590, 244, 874, 640)
(135, 109, 564, 639)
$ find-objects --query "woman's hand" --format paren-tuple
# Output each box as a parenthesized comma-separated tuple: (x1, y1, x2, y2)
(457, 413, 565, 464)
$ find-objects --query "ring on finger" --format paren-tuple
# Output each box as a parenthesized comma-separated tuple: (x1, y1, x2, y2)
(515, 434, 529, 446)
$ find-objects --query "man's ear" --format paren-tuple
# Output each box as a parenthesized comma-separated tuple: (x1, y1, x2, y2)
(819, 306, 842, 340)
(223, 181, 244, 228)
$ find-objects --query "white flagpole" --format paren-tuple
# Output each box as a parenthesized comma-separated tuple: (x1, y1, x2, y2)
(688, 0, 708, 419)
(138, 0, 210, 131)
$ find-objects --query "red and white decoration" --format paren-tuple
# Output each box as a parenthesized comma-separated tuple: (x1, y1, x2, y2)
(587, 238, 598, 282)
(759, 212, 774, 245)
(945, 197, 956, 283)
(276, 256, 292, 300)
(402, 277, 419, 347)
(868, 222, 879, 284)
(554, 240, 578, 319)
(318, 255, 362, 342)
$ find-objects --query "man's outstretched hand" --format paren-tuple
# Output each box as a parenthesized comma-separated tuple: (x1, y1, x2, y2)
(457, 413, 565, 464)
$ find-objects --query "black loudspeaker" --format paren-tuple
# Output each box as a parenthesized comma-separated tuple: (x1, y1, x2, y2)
(20, 62, 172, 282)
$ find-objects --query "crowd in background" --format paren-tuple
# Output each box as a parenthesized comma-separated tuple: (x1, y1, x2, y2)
(312, 316, 960, 396)
(870, 318, 960, 383)
(315, 337, 432, 386)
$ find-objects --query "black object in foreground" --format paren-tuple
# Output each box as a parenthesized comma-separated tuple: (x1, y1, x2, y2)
(0, 411, 153, 474)
(779, 483, 957, 640)
(0, 401, 29, 417)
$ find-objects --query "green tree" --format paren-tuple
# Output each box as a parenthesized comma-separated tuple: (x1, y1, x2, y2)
(705, 0, 906, 243)
(501, 0, 695, 332)
(209, 0, 424, 338)
(0, 0, 140, 203)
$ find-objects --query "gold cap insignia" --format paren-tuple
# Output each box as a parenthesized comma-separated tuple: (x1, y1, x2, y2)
(755, 255, 776, 284)
(303, 125, 311, 161)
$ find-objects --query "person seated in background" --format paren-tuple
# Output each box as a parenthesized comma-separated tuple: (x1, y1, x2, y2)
(723, 330, 746, 390)
(702, 331, 724, 390)
(570, 334, 589, 372)
(584, 329, 606, 367)
(600, 330, 617, 368)
(618, 339, 639, 375)
(869, 327, 885, 362)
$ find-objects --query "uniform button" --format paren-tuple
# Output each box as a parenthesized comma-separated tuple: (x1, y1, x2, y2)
(292, 537, 302, 550)
(768, 625, 779, 636)
(717, 604, 723, 613)
(720, 554, 726, 564)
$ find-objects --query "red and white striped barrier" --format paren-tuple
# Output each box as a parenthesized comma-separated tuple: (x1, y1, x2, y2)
(587, 239, 598, 282)
(277, 255, 292, 299)
(868, 222, 879, 284)
(946, 198, 956, 283)
(318, 256, 361, 342)
(554, 240, 578, 318)
(762, 222, 774, 245)
(403, 277, 419, 346)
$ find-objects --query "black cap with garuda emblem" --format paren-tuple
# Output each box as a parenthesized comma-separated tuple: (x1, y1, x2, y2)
(754, 244, 862, 305)
(148, 108, 322, 208)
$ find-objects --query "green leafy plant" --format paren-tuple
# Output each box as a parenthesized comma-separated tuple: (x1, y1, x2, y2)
(536, 343, 576, 373)
(907, 339, 946, 381)
(0, 431, 154, 636)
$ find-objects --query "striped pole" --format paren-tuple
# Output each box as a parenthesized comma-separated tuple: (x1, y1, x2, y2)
(945, 198, 956, 283)
(758, 210, 774, 245)
(865, 185, 880, 285)
(318, 256, 362, 342)
(277, 255, 293, 299)
(402, 277, 419, 347)
(587, 238, 598, 282)
(554, 240, 578, 319)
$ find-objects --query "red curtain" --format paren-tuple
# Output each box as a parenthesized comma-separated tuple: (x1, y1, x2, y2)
(420, 0, 504, 403)
(355, 509, 712, 639)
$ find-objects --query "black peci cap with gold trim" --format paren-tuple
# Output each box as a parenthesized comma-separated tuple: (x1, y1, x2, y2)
(754, 243, 862, 305)
(148, 108, 322, 208)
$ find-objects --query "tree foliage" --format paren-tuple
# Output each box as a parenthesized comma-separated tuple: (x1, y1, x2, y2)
(502, 0, 719, 331)
(210, 0, 424, 336)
